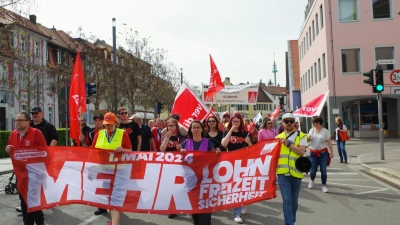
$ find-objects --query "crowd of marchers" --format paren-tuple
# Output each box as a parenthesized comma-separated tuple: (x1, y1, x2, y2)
(4, 106, 349, 225)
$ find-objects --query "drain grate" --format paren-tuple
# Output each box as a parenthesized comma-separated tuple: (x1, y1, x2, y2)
(360, 170, 400, 190)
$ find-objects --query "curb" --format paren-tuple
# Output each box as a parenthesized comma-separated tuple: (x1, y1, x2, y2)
(357, 152, 400, 183)
(0, 170, 13, 176)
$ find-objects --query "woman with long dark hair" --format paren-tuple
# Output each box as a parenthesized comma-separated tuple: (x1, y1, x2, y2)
(180, 120, 219, 225)
(205, 115, 224, 144)
(258, 117, 276, 141)
(335, 117, 348, 163)
(221, 112, 252, 224)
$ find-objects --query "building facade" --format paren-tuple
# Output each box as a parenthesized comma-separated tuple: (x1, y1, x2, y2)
(298, 0, 400, 137)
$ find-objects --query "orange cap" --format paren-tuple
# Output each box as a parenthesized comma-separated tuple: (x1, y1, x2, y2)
(103, 112, 117, 125)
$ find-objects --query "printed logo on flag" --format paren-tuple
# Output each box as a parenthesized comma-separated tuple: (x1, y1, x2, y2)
(260, 143, 277, 155)
(248, 92, 257, 103)
(203, 92, 214, 102)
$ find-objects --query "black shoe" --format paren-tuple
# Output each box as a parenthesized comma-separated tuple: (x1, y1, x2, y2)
(340, 161, 343, 163)
(345, 161, 348, 163)
(15, 207, 22, 213)
(94, 209, 107, 215)
(168, 214, 177, 218)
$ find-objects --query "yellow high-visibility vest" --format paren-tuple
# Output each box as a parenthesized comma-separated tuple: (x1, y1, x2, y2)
(276, 131, 307, 178)
(95, 128, 124, 150)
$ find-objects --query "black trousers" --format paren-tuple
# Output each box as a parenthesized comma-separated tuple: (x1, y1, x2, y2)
(19, 193, 45, 225)
(192, 213, 211, 225)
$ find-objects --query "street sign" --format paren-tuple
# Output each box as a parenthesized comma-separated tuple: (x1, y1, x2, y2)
(390, 87, 400, 94)
(389, 70, 400, 85)
(332, 108, 339, 114)
(377, 59, 395, 65)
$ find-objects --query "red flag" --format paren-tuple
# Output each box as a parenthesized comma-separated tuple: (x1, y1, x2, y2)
(207, 55, 225, 98)
(172, 82, 210, 129)
(292, 91, 329, 117)
(270, 105, 281, 119)
(69, 52, 87, 145)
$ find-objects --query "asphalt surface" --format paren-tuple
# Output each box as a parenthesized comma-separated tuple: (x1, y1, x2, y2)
(1, 139, 400, 224)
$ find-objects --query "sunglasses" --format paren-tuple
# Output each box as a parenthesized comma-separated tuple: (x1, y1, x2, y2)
(119, 112, 128, 115)
(267, 122, 272, 124)
(31, 112, 39, 115)
(208, 120, 216, 123)
(284, 119, 295, 124)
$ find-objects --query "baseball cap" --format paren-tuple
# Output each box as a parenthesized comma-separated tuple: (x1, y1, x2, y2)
(282, 113, 295, 120)
(129, 114, 141, 120)
(103, 112, 117, 125)
(31, 106, 42, 113)
(93, 114, 104, 120)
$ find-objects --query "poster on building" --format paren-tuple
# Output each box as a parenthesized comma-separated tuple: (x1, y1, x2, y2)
(202, 83, 259, 105)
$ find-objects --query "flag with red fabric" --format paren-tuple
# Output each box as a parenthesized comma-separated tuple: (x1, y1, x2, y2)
(207, 55, 225, 98)
(69, 52, 87, 146)
(269, 105, 281, 119)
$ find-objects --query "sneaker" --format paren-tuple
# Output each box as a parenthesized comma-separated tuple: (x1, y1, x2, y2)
(308, 181, 314, 189)
(15, 206, 22, 212)
(168, 214, 177, 219)
(322, 186, 328, 193)
(94, 208, 107, 215)
(234, 216, 243, 223)
(241, 206, 247, 215)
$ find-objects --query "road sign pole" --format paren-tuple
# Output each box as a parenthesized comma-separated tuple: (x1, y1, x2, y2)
(377, 92, 384, 160)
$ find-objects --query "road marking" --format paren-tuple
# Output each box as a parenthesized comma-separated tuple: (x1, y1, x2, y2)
(78, 215, 99, 225)
(318, 172, 358, 175)
(329, 182, 382, 189)
(324, 179, 369, 181)
(355, 188, 389, 195)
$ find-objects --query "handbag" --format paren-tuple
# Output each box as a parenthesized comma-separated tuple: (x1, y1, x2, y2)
(339, 131, 350, 141)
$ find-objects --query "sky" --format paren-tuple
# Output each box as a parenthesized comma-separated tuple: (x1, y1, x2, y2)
(27, 0, 307, 88)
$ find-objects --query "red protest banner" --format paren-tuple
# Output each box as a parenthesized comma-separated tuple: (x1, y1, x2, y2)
(11, 140, 280, 214)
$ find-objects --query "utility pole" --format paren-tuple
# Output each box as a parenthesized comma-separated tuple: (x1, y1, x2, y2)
(376, 64, 384, 160)
(181, 68, 183, 84)
(112, 18, 117, 114)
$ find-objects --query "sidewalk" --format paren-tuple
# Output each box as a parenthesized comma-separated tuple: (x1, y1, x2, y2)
(0, 157, 13, 175)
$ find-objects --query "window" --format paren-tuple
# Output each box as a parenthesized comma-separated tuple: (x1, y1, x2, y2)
(309, 27, 312, 46)
(8, 29, 14, 48)
(303, 38, 306, 54)
(311, 66, 314, 86)
(316, 14, 319, 36)
(21, 69, 28, 88)
(48, 107, 53, 124)
(0, 64, 8, 81)
(301, 77, 303, 92)
(35, 40, 40, 56)
(308, 69, 311, 89)
(320, 5, 324, 28)
(318, 58, 322, 81)
(339, 0, 358, 22)
(22, 105, 27, 111)
(57, 51, 62, 64)
(322, 53, 327, 78)
(373, 0, 391, 19)
(20, 35, 26, 51)
(312, 20, 315, 41)
(341, 48, 360, 73)
(306, 33, 308, 51)
(64, 53, 69, 66)
(314, 62, 318, 84)
(375, 47, 394, 70)
(46, 47, 49, 61)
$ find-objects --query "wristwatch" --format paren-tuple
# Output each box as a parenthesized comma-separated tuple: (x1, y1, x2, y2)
(286, 140, 293, 148)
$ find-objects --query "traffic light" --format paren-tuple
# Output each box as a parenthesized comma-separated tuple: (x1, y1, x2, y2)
(375, 69, 384, 93)
(157, 101, 164, 114)
(278, 95, 284, 107)
(87, 83, 97, 97)
(363, 70, 374, 86)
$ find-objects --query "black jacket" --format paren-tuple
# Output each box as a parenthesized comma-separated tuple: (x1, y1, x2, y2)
(30, 119, 58, 146)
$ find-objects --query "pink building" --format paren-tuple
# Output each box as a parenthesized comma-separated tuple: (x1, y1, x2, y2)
(297, 0, 400, 137)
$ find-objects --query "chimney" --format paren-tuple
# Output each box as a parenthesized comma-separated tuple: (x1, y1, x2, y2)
(29, 15, 37, 24)
(51, 25, 56, 30)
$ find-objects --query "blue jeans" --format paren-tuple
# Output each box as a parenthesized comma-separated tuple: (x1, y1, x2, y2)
(336, 141, 347, 162)
(278, 175, 302, 225)
(232, 206, 242, 218)
(310, 151, 329, 185)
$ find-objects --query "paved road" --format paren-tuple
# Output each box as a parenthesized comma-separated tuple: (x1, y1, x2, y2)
(1, 161, 399, 225)
(1, 139, 400, 224)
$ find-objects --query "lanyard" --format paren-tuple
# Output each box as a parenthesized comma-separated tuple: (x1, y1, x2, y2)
(105, 129, 116, 143)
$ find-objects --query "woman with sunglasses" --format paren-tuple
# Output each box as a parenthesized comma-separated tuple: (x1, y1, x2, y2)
(180, 120, 220, 225)
(205, 115, 224, 145)
(258, 117, 276, 141)
(159, 118, 186, 219)
(221, 112, 252, 224)
(307, 116, 333, 193)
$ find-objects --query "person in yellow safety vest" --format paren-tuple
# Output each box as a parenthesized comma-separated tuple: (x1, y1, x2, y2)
(276, 113, 307, 225)
(91, 112, 132, 225)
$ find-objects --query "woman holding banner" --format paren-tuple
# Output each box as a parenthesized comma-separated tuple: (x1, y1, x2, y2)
(159, 118, 186, 219)
(205, 115, 224, 145)
(180, 120, 220, 225)
(91, 112, 132, 225)
(221, 112, 252, 224)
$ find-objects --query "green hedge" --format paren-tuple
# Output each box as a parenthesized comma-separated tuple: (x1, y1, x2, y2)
(0, 129, 70, 158)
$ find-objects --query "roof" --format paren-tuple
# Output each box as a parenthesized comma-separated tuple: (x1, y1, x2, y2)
(260, 84, 286, 95)
(256, 86, 273, 103)
(39, 26, 74, 51)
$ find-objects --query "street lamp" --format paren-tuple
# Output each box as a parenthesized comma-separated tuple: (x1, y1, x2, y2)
(112, 18, 117, 114)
